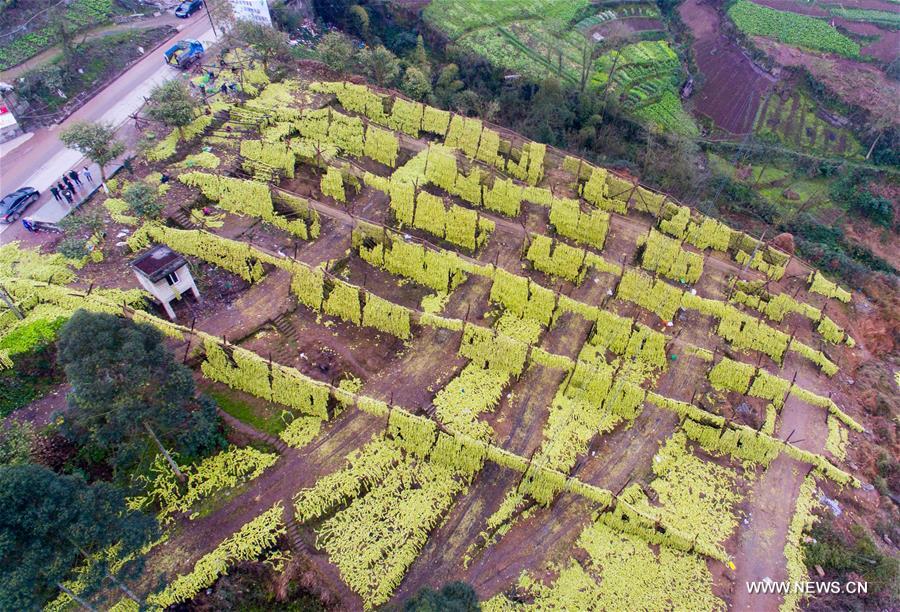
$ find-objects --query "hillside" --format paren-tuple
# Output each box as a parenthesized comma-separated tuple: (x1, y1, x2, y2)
(3, 54, 894, 609)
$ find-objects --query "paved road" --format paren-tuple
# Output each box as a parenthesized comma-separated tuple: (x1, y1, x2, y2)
(0, 11, 216, 243)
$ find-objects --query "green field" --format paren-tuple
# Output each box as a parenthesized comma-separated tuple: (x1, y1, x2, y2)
(423, 0, 591, 39)
(830, 7, 900, 28)
(595, 41, 697, 136)
(423, 1, 695, 134)
(753, 89, 861, 158)
(727, 0, 860, 58)
(0, 0, 120, 69)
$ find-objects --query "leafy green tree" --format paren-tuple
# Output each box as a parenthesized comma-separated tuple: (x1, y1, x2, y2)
(57, 209, 106, 260)
(123, 182, 163, 219)
(146, 80, 198, 139)
(360, 45, 400, 86)
(432, 64, 465, 107)
(316, 31, 355, 73)
(57, 311, 223, 480)
(349, 5, 370, 41)
(228, 20, 292, 72)
(59, 122, 125, 182)
(524, 77, 572, 145)
(401, 66, 432, 101)
(0, 421, 33, 466)
(0, 464, 157, 610)
(410, 35, 430, 72)
(403, 581, 479, 611)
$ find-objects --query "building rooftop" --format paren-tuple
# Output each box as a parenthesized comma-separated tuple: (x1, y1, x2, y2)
(131, 245, 187, 282)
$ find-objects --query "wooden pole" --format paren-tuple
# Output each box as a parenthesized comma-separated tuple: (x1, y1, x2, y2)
(144, 422, 185, 482)
(0, 284, 23, 320)
(56, 583, 96, 612)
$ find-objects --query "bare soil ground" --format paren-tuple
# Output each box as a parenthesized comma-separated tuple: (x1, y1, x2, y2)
(752, 37, 899, 126)
(679, 0, 776, 135)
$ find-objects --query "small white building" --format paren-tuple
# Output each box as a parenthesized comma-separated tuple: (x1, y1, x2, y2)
(131, 245, 200, 320)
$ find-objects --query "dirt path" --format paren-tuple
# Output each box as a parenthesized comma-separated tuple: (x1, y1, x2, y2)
(196, 267, 294, 342)
(731, 358, 830, 611)
(396, 254, 616, 602)
(142, 400, 383, 606)
(462, 402, 680, 600)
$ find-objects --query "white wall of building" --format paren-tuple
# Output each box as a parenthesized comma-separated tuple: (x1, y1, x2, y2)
(134, 264, 200, 319)
(230, 0, 273, 26)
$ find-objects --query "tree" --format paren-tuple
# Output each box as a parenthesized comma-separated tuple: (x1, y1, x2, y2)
(432, 63, 465, 107)
(403, 581, 479, 611)
(360, 45, 400, 87)
(524, 77, 572, 145)
(204, 0, 235, 33)
(578, 36, 597, 93)
(48, 5, 78, 70)
(316, 31, 354, 73)
(59, 122, 125, 182)
(56, 311, 223, 480)
(228, 20, 291, 72)
(0, 421, 33, 466)
(145, 80, 198, 139)
(349, 5, 370, 41)
(0, 464, 157, 610)
(401, 66, 432, 101)
(57, 209, 106, 260)
(410, 35, 430, 73)
(123, 182, 163, 219)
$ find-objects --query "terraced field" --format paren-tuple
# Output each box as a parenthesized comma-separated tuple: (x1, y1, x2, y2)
(594, 40, 698, 135)
(422, 0, 696, 134)
(2, 67, 867, 610)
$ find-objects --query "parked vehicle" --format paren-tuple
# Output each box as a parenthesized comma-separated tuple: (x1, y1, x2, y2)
(174, 0, 203, 18)
(0, 187, 39, 223)
(164, 40, 204, 69)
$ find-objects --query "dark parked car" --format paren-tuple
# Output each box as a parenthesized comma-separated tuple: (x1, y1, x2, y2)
(174, 0, 202, 18)
(1, 187, 39, 223)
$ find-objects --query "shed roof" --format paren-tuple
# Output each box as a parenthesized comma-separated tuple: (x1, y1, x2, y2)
(131, 245, 187, 282)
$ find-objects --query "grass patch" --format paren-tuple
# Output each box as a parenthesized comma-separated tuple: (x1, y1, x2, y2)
(750, 165, 789, 185)
(207, 387, 286, 437)
(0, 346, 63, 418)
(805, 519, 899, 605)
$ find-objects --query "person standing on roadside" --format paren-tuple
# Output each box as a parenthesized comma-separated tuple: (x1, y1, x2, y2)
(68, 169, 81, 187)
(56, 181, 67, 197)
(63, 175, 75, 193)
(50, 185, 61, 201)
(62, 189, 74, 204)
(83, 166, 93, 183)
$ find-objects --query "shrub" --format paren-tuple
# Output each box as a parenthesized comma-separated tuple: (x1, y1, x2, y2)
(123, 182, 164, 219)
